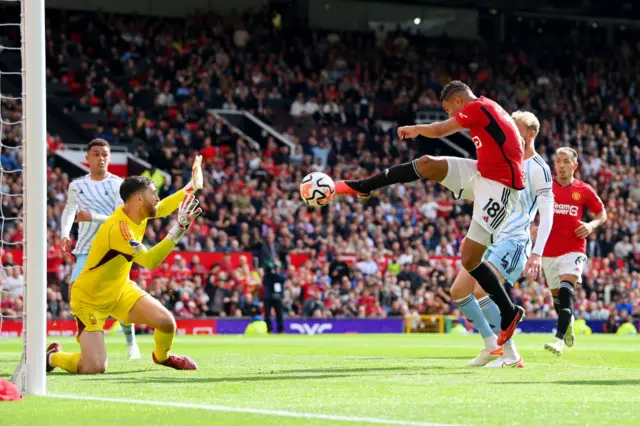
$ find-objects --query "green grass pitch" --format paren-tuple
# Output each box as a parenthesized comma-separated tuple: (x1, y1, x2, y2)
(1, 334, 639, 425)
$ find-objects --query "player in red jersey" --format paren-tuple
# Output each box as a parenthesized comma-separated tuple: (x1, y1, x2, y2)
(542, 147, 607, 356)
(334, 81, 525, 344)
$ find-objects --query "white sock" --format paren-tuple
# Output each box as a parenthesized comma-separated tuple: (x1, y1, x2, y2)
(483, 335, 499, 351)
(503, 342, 520, 360)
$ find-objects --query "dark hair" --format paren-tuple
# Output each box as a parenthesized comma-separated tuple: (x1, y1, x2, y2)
(440, 80, 472, 102)
(87, 138, 110, 152)
(119, 176, 154, 202)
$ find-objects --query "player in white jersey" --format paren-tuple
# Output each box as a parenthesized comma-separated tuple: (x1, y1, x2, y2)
(443, 111, 554, 367)
(60, 139, 140, 359)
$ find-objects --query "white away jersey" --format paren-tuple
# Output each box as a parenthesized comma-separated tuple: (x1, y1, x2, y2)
(493, 155, 553, 253)
(60, 173, 123, 255)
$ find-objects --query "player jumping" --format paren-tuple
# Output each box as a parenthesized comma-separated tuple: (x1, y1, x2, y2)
(335, 81, 525, 344)
(542, 147, 607, 356)
(61, 139, 141, 359)
(447, 111, 554, 368)
(47, 161, 204, 373)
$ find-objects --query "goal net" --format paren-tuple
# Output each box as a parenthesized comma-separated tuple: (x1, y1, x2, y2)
(1, 0, 48, 395)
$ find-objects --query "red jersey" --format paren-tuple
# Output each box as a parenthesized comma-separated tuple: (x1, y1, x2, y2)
(455, 97, 525, 189)
(543, 179, 605, 257)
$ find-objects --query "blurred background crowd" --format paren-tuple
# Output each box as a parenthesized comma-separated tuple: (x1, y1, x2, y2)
(1, 4, 640, 332)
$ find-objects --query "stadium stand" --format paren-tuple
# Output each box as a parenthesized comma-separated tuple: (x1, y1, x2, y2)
(1, 7, 639, 327)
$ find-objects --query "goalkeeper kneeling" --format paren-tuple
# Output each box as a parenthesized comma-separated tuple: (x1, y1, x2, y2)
(47, 157, 204, 373)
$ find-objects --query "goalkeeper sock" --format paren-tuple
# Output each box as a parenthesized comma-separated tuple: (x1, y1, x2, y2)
(51, 352, 81, 374)
(555, 281, 575, 340)
(349, 161, 421, 193)
(456, 294, 497, 349)
(153, 329, 174, 362)
(478, 296, 513, 346)
(121, 322, 136, 345)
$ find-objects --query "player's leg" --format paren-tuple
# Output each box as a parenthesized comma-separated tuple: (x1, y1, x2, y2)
(542, 256, 566, 355)
(450, 268, 502, 367)
(476, 285, 523, 368)
(47, 312, 109, 374)
(334, 155, 454, 197)
(556, 274, 578, 344)
(263, 298, 274, 333)
(544, 253, 583, 355)
(121, 321, 140, 359)
(126, 294, 197, 370)
(474, 243, 525, 367)
(274, 299, 285, 333)
(463, 180, 524, 345)
(462, 228, 522, 343)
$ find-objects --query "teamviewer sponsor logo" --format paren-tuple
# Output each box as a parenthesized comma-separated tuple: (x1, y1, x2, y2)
(554, 203, 578, 216)
(289, 323, 333, 335)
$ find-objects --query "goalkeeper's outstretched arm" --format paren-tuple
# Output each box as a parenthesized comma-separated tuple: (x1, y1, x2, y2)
(153, 155, 203, 218)
(112, 195, 203, 269)
(153, 189, 187, 218)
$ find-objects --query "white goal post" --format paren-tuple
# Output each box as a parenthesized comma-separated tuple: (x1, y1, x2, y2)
(8, 0, 47, 395)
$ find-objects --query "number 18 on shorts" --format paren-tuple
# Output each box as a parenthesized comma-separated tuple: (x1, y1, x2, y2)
(474, 179, 519, 234)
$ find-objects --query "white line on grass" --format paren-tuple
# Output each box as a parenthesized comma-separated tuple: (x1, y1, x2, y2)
(46, 394, 458, 426)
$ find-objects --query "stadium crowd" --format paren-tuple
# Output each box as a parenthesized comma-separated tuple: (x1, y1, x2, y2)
(1, 7, 640, 331)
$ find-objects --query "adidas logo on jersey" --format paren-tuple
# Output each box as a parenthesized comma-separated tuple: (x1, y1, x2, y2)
(483, 216, 489, 222)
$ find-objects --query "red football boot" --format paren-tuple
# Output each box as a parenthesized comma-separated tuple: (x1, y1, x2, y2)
(497, 305, 525, 346)
(334, 181, 371, 198)
(46, 342, 62, 373)
(152, 352, 198, 371)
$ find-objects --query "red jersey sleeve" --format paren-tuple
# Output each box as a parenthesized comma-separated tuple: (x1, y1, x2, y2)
(454, 100, 486, 129)
(584, 184, 605, 215)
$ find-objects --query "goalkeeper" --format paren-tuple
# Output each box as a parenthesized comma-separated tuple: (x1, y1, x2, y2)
(46, 158, 204, 373)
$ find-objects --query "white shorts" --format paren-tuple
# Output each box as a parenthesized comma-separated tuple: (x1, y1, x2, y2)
(542, 252, 588, 290)
(440, 156, 520, 236)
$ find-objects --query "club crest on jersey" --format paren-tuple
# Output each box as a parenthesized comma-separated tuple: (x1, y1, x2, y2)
(572, 192, 581, 201)
(88, 313, 97, 325)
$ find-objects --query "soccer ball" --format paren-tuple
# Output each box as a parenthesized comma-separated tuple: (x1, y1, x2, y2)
(300, 172, 335, 207)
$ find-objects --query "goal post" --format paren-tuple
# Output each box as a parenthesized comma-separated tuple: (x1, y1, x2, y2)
(10, 0, 47, 395)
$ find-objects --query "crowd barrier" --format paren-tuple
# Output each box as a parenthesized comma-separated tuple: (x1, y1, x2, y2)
(2, 318, 635, 338)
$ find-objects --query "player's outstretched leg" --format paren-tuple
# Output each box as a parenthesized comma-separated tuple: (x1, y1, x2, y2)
(462, 235, 524, 346)
(335, 155, 449, 197)
(450, 269, 502, 367)
(121, 322, 141, 359)
(545, 278, 576, 356)
(127, 295, 197, 370)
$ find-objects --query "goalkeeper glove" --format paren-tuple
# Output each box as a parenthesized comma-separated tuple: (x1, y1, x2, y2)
(167, 194, 202, 243)
(184, 154, 203, 195)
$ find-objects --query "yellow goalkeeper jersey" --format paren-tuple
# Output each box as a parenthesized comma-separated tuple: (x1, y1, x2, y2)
(72, 189, 186, 306)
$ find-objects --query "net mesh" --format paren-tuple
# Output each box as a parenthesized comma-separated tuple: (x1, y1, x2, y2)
(0, 0, 25, 341)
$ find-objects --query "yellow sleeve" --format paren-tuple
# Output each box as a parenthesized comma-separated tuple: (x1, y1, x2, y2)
(153, 189, 187, 218)
(110, 221, 176, 270)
